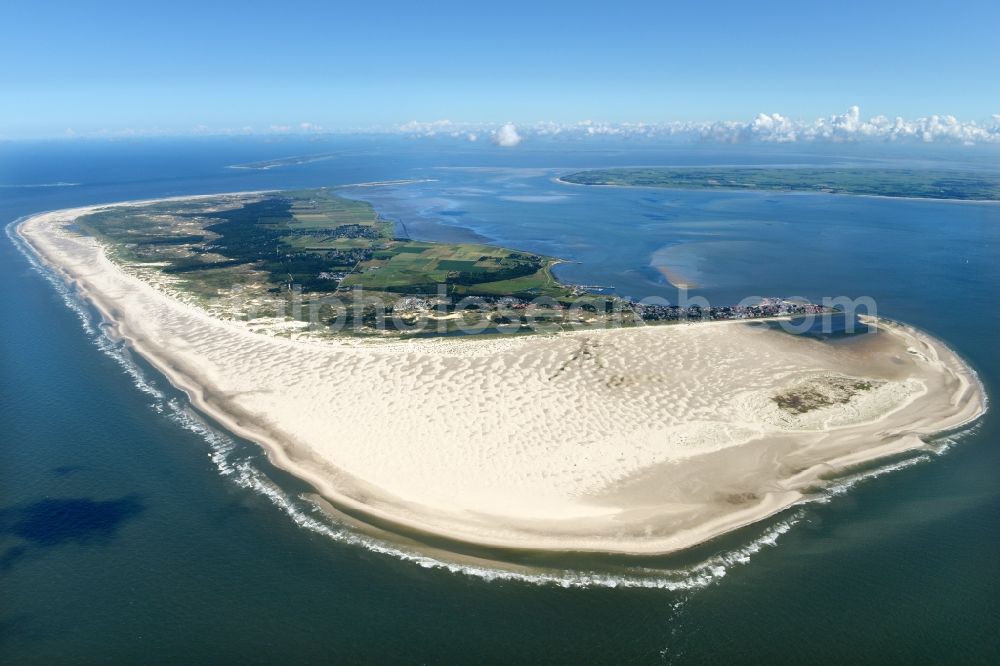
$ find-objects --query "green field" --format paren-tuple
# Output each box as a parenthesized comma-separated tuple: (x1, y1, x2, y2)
(72, 189, 576, 331)
(560, 167, 1000, 200)
(340, 240, 562, 297)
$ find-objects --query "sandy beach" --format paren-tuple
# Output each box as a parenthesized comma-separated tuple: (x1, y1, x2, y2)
(17, 200, 987, 556)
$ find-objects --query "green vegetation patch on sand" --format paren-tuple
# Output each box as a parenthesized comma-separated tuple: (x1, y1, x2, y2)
(561, 167, 1000, 201)
(772, 375, 884, 414)
(73, 188, 582, 334)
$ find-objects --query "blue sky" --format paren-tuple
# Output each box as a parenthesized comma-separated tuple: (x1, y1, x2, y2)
(3, 0, 998, 139)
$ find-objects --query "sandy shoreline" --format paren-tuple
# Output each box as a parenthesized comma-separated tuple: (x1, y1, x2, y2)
(16, 198, 988, 557)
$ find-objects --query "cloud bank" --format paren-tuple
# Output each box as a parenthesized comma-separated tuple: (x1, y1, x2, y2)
(31, 107, 1000, 145)
(395, 107, 1000, 146)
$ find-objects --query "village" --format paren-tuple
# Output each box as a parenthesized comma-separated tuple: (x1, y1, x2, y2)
(630, 296, 830, 322)
(337, 292, 834, 335)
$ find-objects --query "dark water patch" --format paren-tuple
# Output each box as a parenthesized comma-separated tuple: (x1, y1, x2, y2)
(50, 465, 85, 477)
(0, 545, 29, 570)
(0, 612, 42, 646)
(0, 495, 145, 556)
(438, 210, 466, 216)
(206, 499, 255, 527)
(767, 312, 872, 340)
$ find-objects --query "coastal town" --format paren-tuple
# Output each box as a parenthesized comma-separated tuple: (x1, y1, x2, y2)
(629, 296, 830, 322)
(336, 291, 834, 335)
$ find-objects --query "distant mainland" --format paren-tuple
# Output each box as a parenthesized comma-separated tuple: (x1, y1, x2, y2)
(559, 167, 1000, 201)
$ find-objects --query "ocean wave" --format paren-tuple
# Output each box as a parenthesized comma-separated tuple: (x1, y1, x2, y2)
(125, 386, 983, 590)
(9, 217, 170, 403)
(192, 427, 807, 589)
(105, 336, 985, 590)
(818, 454, 933, 501)
(7, 217, 97, 336)
(806, 417, 984, 504)
(225, 456, 805, 590)
(927, 419, 984, 456)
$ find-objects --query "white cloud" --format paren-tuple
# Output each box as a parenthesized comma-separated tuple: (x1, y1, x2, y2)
(506, 107, 1000, 145)
(666, 106, 1000, 145)
(398, 119, 457, 136)
(285, 110, 1000, 144)
(44, 107, 1000, 145)
(492, 122, 522, 147)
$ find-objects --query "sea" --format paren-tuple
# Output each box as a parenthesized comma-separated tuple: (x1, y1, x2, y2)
(1, 136, 998, 663)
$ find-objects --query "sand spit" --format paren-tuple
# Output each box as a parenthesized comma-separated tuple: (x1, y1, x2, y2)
(17, 201, 987, 556)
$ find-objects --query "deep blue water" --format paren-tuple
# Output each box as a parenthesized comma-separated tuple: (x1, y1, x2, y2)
(1, 137, 998, 663)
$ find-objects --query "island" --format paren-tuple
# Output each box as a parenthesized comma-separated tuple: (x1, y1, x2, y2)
(559, 167, 1000, 201)
(226, 153, 339, 170)
(16, 191, 986, 560)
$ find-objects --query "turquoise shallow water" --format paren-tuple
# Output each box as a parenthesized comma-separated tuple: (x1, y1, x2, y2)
(1, 138, 998, 663)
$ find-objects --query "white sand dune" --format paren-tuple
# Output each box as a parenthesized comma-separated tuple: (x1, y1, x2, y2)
(18, 200, 987, 555)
